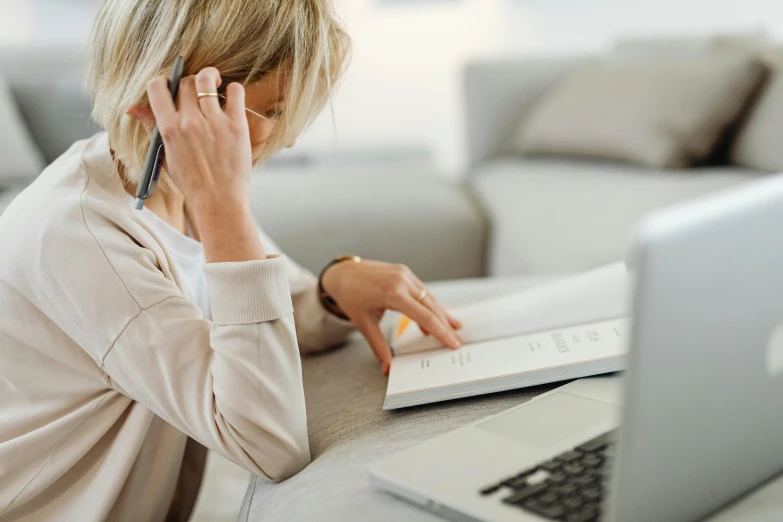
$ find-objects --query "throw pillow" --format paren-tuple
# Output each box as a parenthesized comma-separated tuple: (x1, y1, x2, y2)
(511, 51, 767, 168)
(0, 72, 45, 186)
(730, 47, 783, 171)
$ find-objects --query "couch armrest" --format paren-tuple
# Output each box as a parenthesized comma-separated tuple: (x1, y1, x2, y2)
(464, 55, 594, 168)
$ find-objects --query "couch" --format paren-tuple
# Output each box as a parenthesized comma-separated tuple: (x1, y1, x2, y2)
(1, 38, 780, 282)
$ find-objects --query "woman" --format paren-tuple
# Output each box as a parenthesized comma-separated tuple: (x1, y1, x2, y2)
(0, 1, 463, 521)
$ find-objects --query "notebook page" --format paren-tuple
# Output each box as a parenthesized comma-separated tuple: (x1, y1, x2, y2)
(387, 318, 628, 397)
(392, 262, 630, 355)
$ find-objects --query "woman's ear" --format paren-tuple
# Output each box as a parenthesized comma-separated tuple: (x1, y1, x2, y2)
(125, 106, 157, 135)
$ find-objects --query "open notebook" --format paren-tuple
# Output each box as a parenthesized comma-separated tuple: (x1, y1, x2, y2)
(384, 263, 631, 410)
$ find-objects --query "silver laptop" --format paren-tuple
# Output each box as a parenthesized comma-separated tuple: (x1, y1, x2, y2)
(369, 174, 783, 522)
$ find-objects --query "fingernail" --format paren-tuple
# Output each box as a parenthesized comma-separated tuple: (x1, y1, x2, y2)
(458, 334, 466, 344)
(451, 337, 462, 349)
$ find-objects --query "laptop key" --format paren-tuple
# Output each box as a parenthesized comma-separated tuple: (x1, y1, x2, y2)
(502, 483, 548, 505)
(583, 456, 603, 467)
(503, 476, 531, 490)
(563, 496, 585, 509)
(547, 473, 568, 484)
(523, 500, 567, 519)
(539, 460, 563, 472)
(538, 492, 559, 505)
(582, 487, 601, 501)
(556, 483, 578, 496)
(566, 511, 598, 522)
(479, 484, 502, 496)
(555, 450, 583, 462)
(563, 464, 585, 475)
(582, 466, 601, 476)
(574, 474, 596, 486)
(585, 501, 600, 509)
(500, 467, 538, 489)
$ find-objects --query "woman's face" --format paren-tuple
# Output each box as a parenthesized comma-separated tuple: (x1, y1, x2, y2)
(243, 67, 292, 163)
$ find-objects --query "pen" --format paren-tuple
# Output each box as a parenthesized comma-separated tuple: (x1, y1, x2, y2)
(134, 56, 185, 210)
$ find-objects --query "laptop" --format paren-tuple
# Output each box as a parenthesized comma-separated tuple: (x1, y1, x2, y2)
(369, 174, 783, 522)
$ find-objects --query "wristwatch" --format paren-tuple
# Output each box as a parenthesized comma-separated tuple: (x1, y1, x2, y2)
(318, 255, 361, 320)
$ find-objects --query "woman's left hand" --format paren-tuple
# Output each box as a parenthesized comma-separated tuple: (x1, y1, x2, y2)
(321, 260, 463, 375)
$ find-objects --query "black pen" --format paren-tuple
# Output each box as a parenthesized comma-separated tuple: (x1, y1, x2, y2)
(134, 56, 185, 210)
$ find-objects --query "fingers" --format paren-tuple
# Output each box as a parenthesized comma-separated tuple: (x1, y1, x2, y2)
(177, 76, 200, 115)
(354, 316, 392, 375)
(146, 75, 177, 124)
(440, 307, 463, 332)
(406, 270, 463, 339)
(418, 291, 463, 345)
(195, 67, 224, 118)
(383, 264, 461, 349)
(397, 296, 462, 350)
(448, 315, 463, 330)
(224, 82, 247, 124)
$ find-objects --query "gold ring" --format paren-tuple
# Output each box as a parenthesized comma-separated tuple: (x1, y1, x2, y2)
(197, 92, 220, 99)
(416, 289, 428, 303)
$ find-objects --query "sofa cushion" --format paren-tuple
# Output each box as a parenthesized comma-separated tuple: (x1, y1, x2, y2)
(471, 158, 762, 277)
(511, 51, 767, 169)
(731, 48, 783, 172)
(248, 163, 487, 282)
(0, 74, 45, 186)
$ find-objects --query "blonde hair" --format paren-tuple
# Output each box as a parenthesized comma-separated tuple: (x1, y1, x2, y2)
(87, 0, 350, 191)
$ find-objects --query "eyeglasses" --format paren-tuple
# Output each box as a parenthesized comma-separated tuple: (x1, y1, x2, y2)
(217, 94, 275, 122)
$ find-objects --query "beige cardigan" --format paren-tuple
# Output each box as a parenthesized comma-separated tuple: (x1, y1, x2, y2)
(0, 133, 354, 522)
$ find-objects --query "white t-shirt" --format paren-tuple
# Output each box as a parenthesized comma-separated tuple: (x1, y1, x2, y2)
(131, 200, 212, 319)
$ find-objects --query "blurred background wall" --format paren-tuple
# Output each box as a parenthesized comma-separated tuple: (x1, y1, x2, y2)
(1, 0, 781, 176)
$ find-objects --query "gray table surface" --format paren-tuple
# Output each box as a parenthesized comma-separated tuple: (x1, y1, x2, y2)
(239, 278, 783, 522)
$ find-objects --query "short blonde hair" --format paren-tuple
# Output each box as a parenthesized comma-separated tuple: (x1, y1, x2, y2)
(87, 0, 350, 190)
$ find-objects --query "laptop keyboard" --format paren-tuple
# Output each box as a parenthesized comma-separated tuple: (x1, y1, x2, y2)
(479, 430, 616, 522)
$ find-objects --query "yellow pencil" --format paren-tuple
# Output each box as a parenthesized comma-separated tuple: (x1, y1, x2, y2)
(395, 316, 411, 340)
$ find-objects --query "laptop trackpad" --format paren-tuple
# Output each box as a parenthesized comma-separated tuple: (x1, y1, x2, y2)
(476, 392, 615, 449)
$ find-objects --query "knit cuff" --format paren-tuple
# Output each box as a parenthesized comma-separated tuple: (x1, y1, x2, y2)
(203, 255, 293, 325)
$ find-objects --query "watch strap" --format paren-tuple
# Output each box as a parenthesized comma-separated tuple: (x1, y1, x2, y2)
(318, 255, 361, 320)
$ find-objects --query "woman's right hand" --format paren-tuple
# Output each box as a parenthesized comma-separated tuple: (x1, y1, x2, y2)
(146, 68, 266, 263)
(147, 68, 251, 211)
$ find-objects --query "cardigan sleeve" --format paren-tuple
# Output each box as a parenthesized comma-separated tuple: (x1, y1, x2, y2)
(102, 255, 310, 482)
